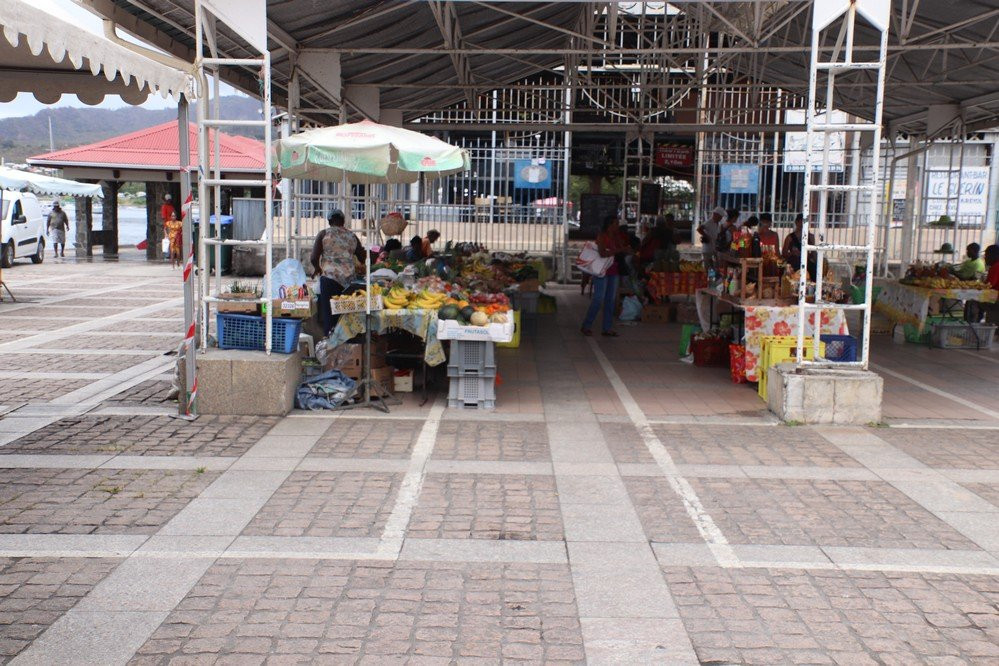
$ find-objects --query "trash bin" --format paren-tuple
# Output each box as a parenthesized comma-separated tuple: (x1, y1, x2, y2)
(193, 215, 234, 274)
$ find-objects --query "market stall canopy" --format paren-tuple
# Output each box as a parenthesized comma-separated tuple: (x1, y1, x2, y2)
(274, 120, 469, 184)
(0, 166, 103, 198)
(0, 0, 192, 105)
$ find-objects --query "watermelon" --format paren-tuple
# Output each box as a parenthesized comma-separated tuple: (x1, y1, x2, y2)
(459, 306, 476, 322)
(438, 304, 460, 321)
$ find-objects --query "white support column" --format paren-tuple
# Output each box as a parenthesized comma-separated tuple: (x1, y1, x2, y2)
(194, 0, 273, 351)
(799, 0, 889, 370)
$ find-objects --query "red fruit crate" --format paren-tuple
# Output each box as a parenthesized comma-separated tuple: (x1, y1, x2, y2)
(691, 337, 730, 367)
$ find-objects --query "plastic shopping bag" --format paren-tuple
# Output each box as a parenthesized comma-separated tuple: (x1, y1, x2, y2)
(576, 241, 613, 277)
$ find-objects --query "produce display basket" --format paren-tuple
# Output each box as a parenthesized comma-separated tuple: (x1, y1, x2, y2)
(216, 313, 302, 354)
(329, 294, 384, 315)
(930, 322, 996, 350)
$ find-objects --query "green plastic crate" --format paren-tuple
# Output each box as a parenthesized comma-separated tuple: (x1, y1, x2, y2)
(903, 315, 959, 344)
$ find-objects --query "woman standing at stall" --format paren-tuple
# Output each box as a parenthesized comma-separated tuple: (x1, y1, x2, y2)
(581, 215, 628, 337)
(310, 209, 366, 335)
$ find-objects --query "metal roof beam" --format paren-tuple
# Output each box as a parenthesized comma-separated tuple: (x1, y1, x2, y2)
(299, 1, 417, 47)
(427, 0, 478, 107)
(469, 1, 609, 49)
(311, 43, 999, 56)
(404, 122, 807, 134)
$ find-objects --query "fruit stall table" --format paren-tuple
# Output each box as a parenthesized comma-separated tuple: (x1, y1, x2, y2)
(328, 309, 446, 366)
(874, 280, 998, 332)
(695, 288, 850, 382)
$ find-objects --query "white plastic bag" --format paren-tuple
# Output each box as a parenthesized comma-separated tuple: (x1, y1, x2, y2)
(270, 258, 309, 298)
(576, 241, 613, 277)
(620, 295, 642, 322)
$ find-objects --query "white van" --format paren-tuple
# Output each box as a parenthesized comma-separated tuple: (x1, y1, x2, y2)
(0, 190, 46, 267)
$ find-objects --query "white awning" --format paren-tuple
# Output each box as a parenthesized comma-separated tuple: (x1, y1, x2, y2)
(0, 0, 193, 105)
(0, 167, 103, 198)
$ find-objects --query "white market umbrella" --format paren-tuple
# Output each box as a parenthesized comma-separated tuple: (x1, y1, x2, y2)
(273, 120, 469, 184)
(0, 166, 103, 197)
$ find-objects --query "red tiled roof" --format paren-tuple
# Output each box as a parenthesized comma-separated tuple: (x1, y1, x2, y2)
(28, 122, 265, 172)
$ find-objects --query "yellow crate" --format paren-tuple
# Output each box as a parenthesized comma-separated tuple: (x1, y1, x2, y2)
(757, 336, 825, 400)
(496, 310, 521, 349)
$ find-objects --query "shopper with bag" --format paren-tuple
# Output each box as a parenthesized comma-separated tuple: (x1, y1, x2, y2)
(579, 215, 628, 337)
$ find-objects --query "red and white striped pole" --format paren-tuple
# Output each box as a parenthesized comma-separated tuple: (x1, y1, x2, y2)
(178, 100, 197, 417)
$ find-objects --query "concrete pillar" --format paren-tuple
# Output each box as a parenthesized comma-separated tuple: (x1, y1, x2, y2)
(101, 181, 120, 258)
(145, 181, 167, 260)
(73, 195, 92, 258)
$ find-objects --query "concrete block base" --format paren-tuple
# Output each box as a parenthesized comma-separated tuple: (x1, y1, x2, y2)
(180, 349, 301, 416)
(766, 363, 883, 425)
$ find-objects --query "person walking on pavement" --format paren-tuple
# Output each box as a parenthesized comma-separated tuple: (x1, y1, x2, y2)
(310, 209, 366, 335)
(47, 202, 69, 258)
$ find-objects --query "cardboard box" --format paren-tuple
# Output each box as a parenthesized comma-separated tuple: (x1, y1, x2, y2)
(393, 370, 414, 393)
(267, 296, 315, 320)
(371, 365, 394, 384)
(643, 303, 674, 323)
(324, 343, 363, 379)
(217, 294, 259, 314)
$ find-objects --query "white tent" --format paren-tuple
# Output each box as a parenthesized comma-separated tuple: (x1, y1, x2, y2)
(0, 166, 103, 198)
(0, 0, 192, 104)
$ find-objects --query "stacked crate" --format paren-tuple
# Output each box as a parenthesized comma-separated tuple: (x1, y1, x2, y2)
(447, 340, 497, 409)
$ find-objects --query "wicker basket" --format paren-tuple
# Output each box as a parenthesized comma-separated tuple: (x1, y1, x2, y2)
(379, 212, 407, 237)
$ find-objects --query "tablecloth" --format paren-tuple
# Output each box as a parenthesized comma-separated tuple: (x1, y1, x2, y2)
(695, 289, 849, 382)
(874, 281, 998, 332)
(328, 308, 446, 366)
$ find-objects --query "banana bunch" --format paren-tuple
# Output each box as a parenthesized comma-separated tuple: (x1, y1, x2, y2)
(383, 286, 412, 310)
(412, 290, 447, 310)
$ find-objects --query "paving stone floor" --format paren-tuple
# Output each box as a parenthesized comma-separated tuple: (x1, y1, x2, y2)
(0, 256, 997, 663)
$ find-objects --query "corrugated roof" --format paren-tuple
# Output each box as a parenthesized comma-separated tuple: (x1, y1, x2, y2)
(27, 122, 264, 171)
(85, 2, 999, 135)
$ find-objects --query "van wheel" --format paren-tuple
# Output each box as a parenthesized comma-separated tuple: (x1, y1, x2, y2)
(1, 242, 12, 268)
(30, 238, 44, 264)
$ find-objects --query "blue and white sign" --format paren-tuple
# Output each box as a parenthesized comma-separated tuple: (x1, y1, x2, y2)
(719, 164, 760, 195)
(513, 158, 552, 189)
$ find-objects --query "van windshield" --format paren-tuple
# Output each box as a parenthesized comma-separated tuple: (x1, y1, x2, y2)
(0, 198, 8, 221)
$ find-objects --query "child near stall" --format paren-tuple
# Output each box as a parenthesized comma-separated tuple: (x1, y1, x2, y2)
(165, 211, 184, 268)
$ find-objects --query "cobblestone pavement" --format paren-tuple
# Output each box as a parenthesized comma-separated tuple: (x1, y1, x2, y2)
(243, 472, 402, 538)
(0, 260, 997, 663)
(1, 415, 278, 457)
(408, 474, 564, 541)
(0, 558, 121, 661)
(0, 468, 219, 534)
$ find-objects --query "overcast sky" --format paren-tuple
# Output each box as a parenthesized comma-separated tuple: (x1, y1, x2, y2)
(0, 0, 225, 119)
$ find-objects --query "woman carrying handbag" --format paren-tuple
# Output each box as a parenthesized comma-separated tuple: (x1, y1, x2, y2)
(578, 215, 627, 337)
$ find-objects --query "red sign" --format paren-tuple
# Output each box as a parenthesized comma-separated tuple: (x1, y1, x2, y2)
(654, 144, 694, 169)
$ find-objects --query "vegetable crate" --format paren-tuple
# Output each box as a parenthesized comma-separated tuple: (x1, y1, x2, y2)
(216, 313, 302, 354)
(447, 376, 496, 409)
(447, 340, 497, 377)
(930, 322, 996, 350)
(903, 315, 958, 344)
(819, 334, 858, 362)
(757, 336, 825, 400)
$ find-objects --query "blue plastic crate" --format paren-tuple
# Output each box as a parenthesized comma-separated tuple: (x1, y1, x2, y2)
(217, 313, 302, 354)
(819, 334, 857, 362)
